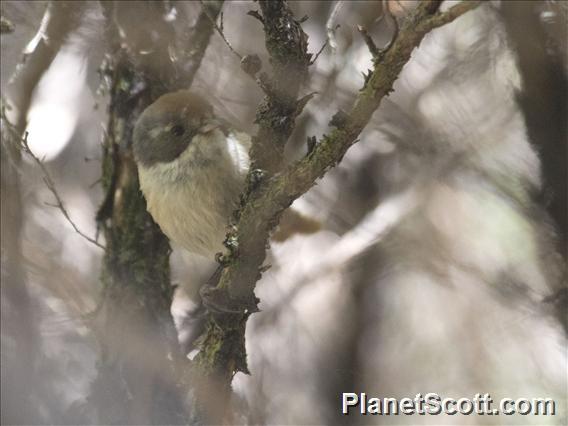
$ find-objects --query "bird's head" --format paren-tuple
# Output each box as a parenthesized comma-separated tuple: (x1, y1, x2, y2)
(133, 90, 217, 167)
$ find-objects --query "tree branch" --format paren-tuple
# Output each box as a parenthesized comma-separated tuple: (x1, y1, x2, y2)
(282, 0, 483, 195)
(6, 1, 83, 134)
(193, 0, 482, 423)
(247, 0, 312, 175)
(90, 1, 224, 424)
(2, 1, 88, 245)
(191, 2, 313, 423)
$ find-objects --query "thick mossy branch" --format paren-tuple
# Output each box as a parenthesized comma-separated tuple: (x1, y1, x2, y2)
(192, 2, 312, 422)
(92, 2, 222, 424)
(195, 0, 482, 398)
(228, 0, 484, 299)
(283, 0, 484, 192)
(93, 49, 184, 425)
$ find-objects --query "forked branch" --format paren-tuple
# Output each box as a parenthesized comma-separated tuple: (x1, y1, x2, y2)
(192, 0, 482, 424)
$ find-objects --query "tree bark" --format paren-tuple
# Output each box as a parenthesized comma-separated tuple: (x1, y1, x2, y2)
(89, 2, 223, 424)
(192, 1, 482, 424)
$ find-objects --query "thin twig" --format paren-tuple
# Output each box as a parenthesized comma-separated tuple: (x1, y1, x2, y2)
(310, 39, 329, 65)
(89, 178, 102, 189)
(199, 0, 243, 60)
(357, 24, 380, 57)
(20, 132, 105, 250)
(199, 0, 270, 93)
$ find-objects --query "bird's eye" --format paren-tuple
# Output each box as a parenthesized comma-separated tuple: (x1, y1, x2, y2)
(170, 124, 185, 137)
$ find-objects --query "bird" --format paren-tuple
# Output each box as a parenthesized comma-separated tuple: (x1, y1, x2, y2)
(133, 90, 320, 262)
(133, 90, 252, 259)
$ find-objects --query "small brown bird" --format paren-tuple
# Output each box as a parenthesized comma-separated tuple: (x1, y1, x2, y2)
(133, 90, 319, 260)
(133, 90, 251, 258)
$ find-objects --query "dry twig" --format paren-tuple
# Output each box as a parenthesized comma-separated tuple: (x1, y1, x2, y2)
(310, 39, 329, 65)
(19, 132, 105, 250)
(199, 0, 243, 60)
